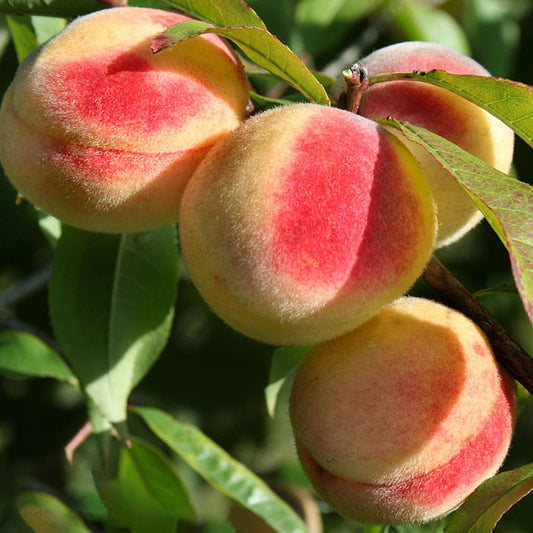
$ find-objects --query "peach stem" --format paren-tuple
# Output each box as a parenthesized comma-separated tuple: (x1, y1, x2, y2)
(340, 63, 369, 114)
(423, 255, 533, 394)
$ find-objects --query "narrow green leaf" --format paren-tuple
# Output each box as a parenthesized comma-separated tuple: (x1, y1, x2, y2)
(370, 71, 533, 150)
(152, 21, 330, 105)
(134, 406, 309, 533)
(444, 463, 533, 532)
(18, 491, 92, 533)
(0, 0, 106, 17)
(265, 345, 310, 418)
(5, 15, 37, 62)
(473, 284, 519, 299)
(98, 439, 196, 533)
(0, 330, 77, 386)
(385, 120, 533, 326)
(162, 0, 266, 28)
(49, 226, 179, 424)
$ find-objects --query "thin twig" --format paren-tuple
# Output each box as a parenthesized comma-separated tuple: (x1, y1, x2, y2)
(0, 264, 52, 309)
(423, 255, 533, 394)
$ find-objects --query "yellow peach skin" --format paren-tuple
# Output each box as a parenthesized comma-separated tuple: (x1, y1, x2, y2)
(0, 7, 249, 233)
(346, 41, 515, 247)
(290, 297, 516, 524)
(179, 104, 437, 345)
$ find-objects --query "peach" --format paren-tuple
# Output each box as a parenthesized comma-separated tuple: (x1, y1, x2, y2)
(347, 41, 515, 247)
(289, 296, 516, 524)
(0, 6, 249, 233)
(179, 103, 437, 345)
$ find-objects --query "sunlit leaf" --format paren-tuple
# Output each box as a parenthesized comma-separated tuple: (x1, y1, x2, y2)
(49, 226, 179, 424)
(134, 406, 309, 533)
(370, 71, 533, 150)
(265, 345, 310, 418)
(385, 120, 533, 327)
(5, 15, 37, 62)
(162, 0, 266, 28)
(0, 330, 77, 386)
(152, 21, 330, 105)
(444, 463, 533, 532)
(18, 491, 92, 533)
(98, 439, 196, 533)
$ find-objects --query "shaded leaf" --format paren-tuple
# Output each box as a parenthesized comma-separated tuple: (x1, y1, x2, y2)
(295, 0, 378, 27)
(18, 491, 92, 533)
(385, 1, 470, 55)
(0, 330, 77, 386)
(134, 406, 309, 533)
(385, 119, 533, 327)
(370, 71, 533, 150)
(49, 226, 179, 424)
(473, 284, 519, 299)
(0, 0, 106, 17)
(153, 21, 330, 105)
(98, 439, 196, 533)
(444, 463, 533, 532)
(265, 345, 310, 418)
(162, 0, 266, 28)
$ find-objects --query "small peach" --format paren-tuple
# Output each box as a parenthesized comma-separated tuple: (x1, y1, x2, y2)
(179, 103, 436, 345)
(0, 7, 249, 233)
(290, 296, 516, 524)
(346, 41, 515, 247)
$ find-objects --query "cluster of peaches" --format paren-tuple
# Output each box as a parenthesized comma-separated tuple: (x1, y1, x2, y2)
(0, 6, 518, 526)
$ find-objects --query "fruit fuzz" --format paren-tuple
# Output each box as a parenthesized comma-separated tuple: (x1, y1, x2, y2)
(179, 103, 437, 345)
(349, 41, 515, 248)
(289, 297, 516, 525)
(0, 7, 249, 233)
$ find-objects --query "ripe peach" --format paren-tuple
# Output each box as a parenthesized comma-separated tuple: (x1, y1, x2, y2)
(289, 296, 516, 524)
(349, 41, 515, 247)
(179, 103, 437, 345)
(0, 7, 249, 233)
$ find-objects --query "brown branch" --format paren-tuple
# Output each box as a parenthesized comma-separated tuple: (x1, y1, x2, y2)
(423, 255, 533, 394)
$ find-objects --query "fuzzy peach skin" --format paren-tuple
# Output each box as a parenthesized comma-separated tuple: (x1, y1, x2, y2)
(347, 41, 515, 248)
(290, 296, 516, 524)
(0, 7, 249, 233)
(179, 103, 437, 345)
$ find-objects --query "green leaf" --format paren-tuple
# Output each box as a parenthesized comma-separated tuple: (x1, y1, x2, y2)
(265, 345, 310, 418)
(0, 330, 77, 386)
(369, 71, 533, 151)
(0, 0, 106, 17)
(473, 284, 519, 299)
(98, 439, 196, 533)
(444, 463, 533, 532)
(18, 491, 93, 533)
(152, 21, 330, 105)
(31, 15, 66, 44)
(385, 0, 470, 55)
(49, 225, 179, 424)
(384, 120, 533, 327)
(295, 0, 378, 27)
(134, 406, 309, 533)
(5, 15, 37, 62)
(162, 0, 266, 28)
